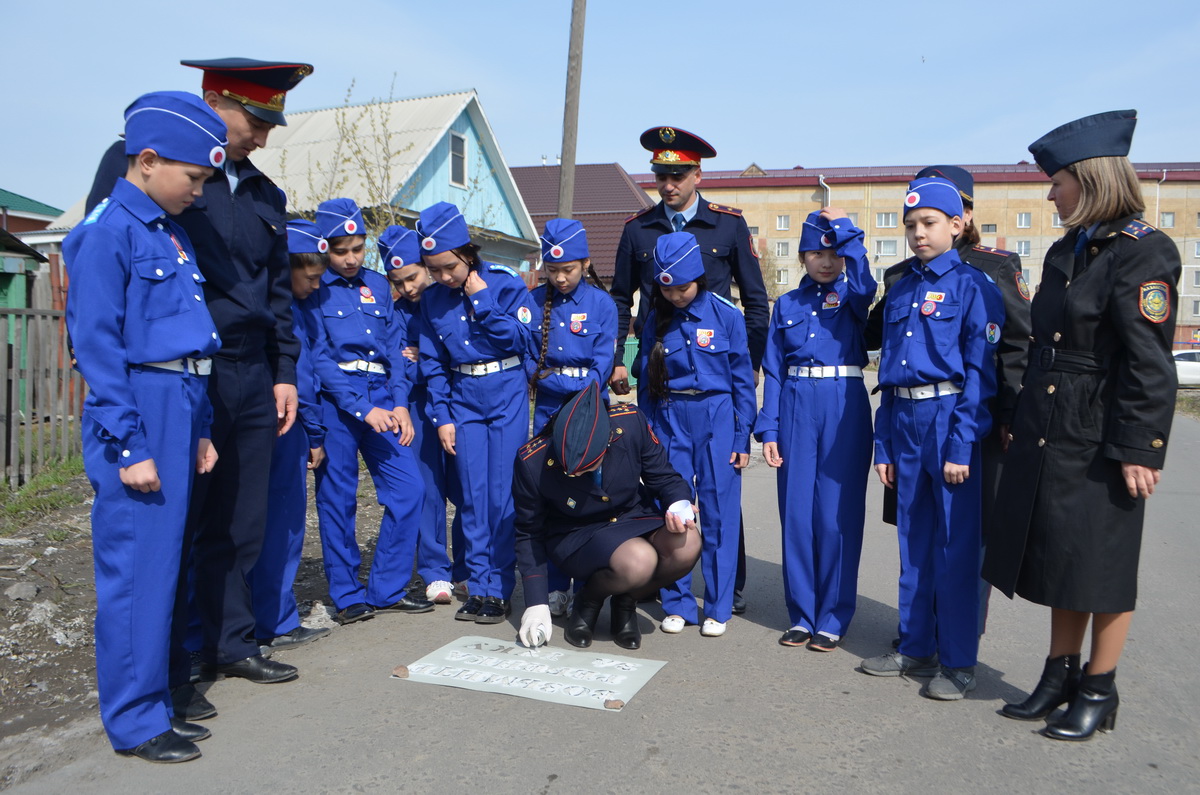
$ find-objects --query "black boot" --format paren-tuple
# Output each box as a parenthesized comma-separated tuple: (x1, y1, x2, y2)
(610, 594, 641, 651)
(1001, 654, 1081, 721)
(1042, 665, 1118, 741)
(563, 596, 604, 648)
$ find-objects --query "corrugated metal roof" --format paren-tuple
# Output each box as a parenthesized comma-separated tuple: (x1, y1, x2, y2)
(511, 163, 654, 215)
(0, 188, 63, 218)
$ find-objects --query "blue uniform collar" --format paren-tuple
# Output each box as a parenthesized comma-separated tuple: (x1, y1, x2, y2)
(553, 283, 583, 304)
(799, 270, 847, 292)
(678, 289, 711, 321)
(655, 192, 713, 229)
(322, 267, 364, 286)
(110, 178, 171, 225)
(909, 247, 961, 278)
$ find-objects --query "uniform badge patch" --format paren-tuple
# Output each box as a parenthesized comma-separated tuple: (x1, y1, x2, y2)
(924, 291, 945, 302)
(1139, 281, 1170, 323)
(986, 322, 1000, 344)
(1015, 272, 1031, 301)
(566, 498, 576, 509)
(518, 306, 533, 324)
(360, 286, 375, 304)
(920, 301, 937, 316)
(570, 313, 587, 322)
(696, 329, 715, 347)
(823, 292, 841, 309)
(570, 320, 583, 333)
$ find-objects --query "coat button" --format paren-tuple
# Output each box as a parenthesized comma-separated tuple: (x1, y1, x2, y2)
(1047, 385, 1056, 394)
(601, 496, 610, 502)
(194, 294, 202, 301)
(1037, 438, 1046, 447)
(610, 517, 617, 523)
(155, 268, 164, 276)
(547, 459, 555, 467)
(1053, 332, 1062, 342)
(1151, 439, 1165, 449)
(369, 350, 375, 356)
(1090, 247, 1099, 255)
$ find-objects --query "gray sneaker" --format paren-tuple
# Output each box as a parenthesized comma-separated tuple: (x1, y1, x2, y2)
(860, 651, 940, 677)
(922, 666, 977, 700)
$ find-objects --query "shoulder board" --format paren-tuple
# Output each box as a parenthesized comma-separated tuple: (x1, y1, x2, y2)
(971, 245, 1015, 258)
(711, 293, 737, 309)
(624, 206, 655, 224)
(707, 203, 743, 217)
(487, 263, 519, 278)
(519, 437, 549, 461)
(82, 198, 110, 226)
(608, 404, 638, 417)
(1121, 219, 1155, 240)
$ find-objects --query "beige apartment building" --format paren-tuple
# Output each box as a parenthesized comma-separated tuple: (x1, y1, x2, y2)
(635, 163, 1200, 343)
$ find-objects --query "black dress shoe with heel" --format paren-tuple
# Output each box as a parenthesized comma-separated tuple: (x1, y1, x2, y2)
(374, 594, 436, 614)
(170, 717, 211, 742)
(203, 654, 298, 684)
(564, 596, 605, 648)
(474, 597, 511, 624)
(335, 603, 376, 625)
(1001, 654, 1080, 721)
(1043, 665, 1118, 741)
(116, 730, 200, 764)
(170, 684, 216, 721)
(610, 594, 641, 650)
(258, 625, 332, 651)
(455, 595, 484, 620)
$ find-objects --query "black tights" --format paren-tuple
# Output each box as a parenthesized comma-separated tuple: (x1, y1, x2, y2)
(580, 525, 701, 602)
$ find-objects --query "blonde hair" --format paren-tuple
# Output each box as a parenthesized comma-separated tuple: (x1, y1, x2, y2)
(1061, 156, 1145, 229)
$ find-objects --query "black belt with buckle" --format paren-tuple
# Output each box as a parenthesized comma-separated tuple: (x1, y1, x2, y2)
(1035, 346, 1106, 374)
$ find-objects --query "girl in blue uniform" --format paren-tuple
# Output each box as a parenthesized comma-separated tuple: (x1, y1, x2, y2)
(756, 209, 876, 652)
(304, 199, 433, 626)
(636, 231, 757, 638)
(415, 201, 537, 623)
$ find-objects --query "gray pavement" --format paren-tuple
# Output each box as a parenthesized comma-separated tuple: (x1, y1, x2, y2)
(11, 406, 1200, 793)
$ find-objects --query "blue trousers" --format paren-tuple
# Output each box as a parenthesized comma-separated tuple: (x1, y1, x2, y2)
(314, 374, 425, 609)
(890, 394, 982, 669)
(85, 367, 207, 750)
(410, 385, 453, 585)
(248, 421, 308, 639)
(776, 377, 871, 636)
(651, 392, 742, 624)
(449, 366, 527, 599)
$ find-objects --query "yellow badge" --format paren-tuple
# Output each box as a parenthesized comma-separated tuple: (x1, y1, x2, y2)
(570, 313, 587, 322)
(924, 291, 946, 302)
(1139, 281, 1169, 323)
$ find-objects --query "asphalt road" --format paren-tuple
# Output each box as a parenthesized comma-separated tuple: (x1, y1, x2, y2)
(11, 403, 1200, 793)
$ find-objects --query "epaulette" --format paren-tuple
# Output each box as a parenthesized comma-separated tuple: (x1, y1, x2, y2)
(971, 245, 1015, 259)
(519, 437, 549, 461)
(82, 198, 110, 226)
(608, 403, 638, 417)
(487, 263, 519, 278)
(1121, 219, 1155, 240)
(624, 206, 654, 224)
(707, 202, 743, 217)
(711, 293, 737, 309)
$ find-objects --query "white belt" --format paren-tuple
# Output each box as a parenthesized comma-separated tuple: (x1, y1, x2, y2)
(787, 365, 863, 379)
(453, 355, 522, 376)
(551, 366, 589, 378)
(894, 380, 961, 400)
(338, 360, 387, 375)
(140, 357, 212, 375)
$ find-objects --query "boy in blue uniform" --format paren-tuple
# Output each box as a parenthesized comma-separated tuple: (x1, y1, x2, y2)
(248, 220, 332, 652)
(755, 209, 876, 651)
(304, 199, 433, 625)
(66, 91, 227, 763)
(862, 177, 1004, 700)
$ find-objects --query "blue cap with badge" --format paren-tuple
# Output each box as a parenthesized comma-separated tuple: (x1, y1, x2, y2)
(123, 91, 229, 169)
(915, 165, 974, 204)
(903, 177, 963, 219)
(1028, 109, 1137, 176)
(315, 198, 365, 239)
(654, 231, 705, 286)
(416, 201, 470, 255)
(799, 211, 836, 253)
(540, 218, 590, 264)
(286, 219, 328, 255)
(378, 225, 421, 271)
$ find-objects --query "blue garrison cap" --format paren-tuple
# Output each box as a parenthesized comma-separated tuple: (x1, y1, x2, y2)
(654, 231, 705, 286)
(378, 225, 421, 271)
(540, 218, 590, 264)
(799, 211, 835, 253)
(286, 219, 327, 255)
(903, 177, 963, 218)
(915, 165, 974, 204)
(416, 202, 470, 255)
(123, 91, 229, 168)
(551, 381, 610, 476)
(1028, 109, 1137, 176)
(315, 198, 365, 239)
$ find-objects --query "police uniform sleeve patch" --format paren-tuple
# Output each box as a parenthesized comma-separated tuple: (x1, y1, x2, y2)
(1139, 281, 1170, 323)
(1015, 272, 1031, 300)
(1122, 219, 1155, 240)
(517, 306, 532, 324)
(748, 233, 760, 259)
(488, 263, 519, 278)
(646, 422, 660, 445)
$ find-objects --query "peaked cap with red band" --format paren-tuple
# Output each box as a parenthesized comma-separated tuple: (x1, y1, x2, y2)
(640, 126, 717, 175)
(551, 382, 610, 476)
(182, 58, 313, 126)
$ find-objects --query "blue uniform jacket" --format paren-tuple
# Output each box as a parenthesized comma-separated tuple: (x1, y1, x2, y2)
(513, 403, 692, 606)
(303, 267, 411, 420)
(292, 303, 326, 449)
(755, 220, 877, 444)
(527, 281, 618, 393)
(87, 141, 299, 386)
(611, 195, 770, 370)
(634, 291, 758, 453)
(875, 248, 1005, 466)
(64, 179, 221, 466)
(416, 263, 537, 427)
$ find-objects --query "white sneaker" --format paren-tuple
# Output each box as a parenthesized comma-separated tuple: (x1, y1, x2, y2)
(660, 615, 686, 634)
(452, 581, 469, 598)
(425, 580, 453, 604)
(547, 590, 571, 617)
(701, 618, 727, 637)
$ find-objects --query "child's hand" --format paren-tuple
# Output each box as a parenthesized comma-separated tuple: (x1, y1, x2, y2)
(875, 463, 894, 488)
(308, 446, 325, 470)
(364, 407, 397, 434)
(402, 345, 419, 363)
(730, 452, 750, 470)
(820, 207, 848, 223)
(392, 406, 415, 446)
(196, 438, 218, 475)
(944, 462, 970, 484)
(438, 423, 457, 455)
(763, 442, 783, 468)
(121, 459, 161, 493)
(463, 271, 487, 296)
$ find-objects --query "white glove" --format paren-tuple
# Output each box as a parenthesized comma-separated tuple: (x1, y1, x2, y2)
(519, 604, 553, 647)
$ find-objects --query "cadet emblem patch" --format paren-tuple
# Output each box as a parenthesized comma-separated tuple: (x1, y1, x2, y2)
(359, 286, 375, 304)
(1139, 281, 1170, 323)
(570, 320, 583, 333)
(696, 329, 714, 347)
(924, 291, 945, 302)
(1015, 272, 1031, 301)
(570, 313, 587, 322)
(518, 306, 533, 324)
(823, 292, 840, 309)
(921, 301, 937, 316)
(986, 322, 1000, 344)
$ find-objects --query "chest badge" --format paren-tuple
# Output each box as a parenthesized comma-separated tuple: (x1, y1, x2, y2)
(570, 313, 587, 322)
(822, 291, 841, 309)
(566, 497, 577, 509)
(924, 291, 945, 302)
(1139, 281, 1170, 324)
(570, 320, 583, 333)
(359, 285, 376, 304)
(920, 301, 937, 316)
(696, 328, 715, 348)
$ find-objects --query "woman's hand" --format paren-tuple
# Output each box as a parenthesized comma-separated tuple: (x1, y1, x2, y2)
(762, 442, 783, 468)
(463, 271, 487, 296)
(195, 438, 218, 475)
(1121, 462, 1161, 499)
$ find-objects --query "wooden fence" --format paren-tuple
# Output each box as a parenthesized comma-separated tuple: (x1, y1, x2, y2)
(1, 307, 86, 489)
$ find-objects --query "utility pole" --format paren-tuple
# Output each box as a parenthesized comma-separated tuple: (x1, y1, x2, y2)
(556, 0, 586, 219)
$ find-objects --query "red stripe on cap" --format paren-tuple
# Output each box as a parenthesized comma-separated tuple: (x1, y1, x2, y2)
(202, 73, 287, 112)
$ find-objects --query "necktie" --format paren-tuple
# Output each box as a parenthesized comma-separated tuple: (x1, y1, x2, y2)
(672, 214, 685, 233)
(1072, 228, 1089, 276)
(592, 466, 603, 487)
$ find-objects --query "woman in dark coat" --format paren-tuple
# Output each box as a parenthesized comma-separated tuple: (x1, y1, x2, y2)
(983, 110, 1180, 741)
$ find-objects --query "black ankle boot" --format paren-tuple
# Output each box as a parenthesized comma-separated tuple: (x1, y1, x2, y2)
(610, 594, 641, 651)
(1001, 654, 1081, 721)
(564, 596, 604, 648)
(1042, 665, 1118, 741)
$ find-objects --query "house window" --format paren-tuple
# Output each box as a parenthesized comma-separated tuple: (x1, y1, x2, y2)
(775, 269, 789, 285)
(1195, 241, 1200, 258)
(876, 212, 897, 229)
(846, 213, 859, 226)
(776, 215, 790, 231)
(981, 223, 997, 234)
(1016, 241, 1031, 258)
(1193, 269, 1200, 287)
(1052, 213, 1062, 228)
(1194, 299, 1200, 316)
(776, 241, 790, 258)
(1161, 212, 1175, 229)
(874, 267, 886, 282)
(747, 226, 759, 236)
(449, 131, 467, 187)
(1016, 212, 1032, 229)
(875, 239, 898, 257)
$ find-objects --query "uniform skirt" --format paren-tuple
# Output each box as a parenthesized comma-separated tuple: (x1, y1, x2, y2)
(549, 523, 662, 582)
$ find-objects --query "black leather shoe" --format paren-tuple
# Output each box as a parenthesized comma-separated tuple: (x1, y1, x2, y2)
(116, 729, 200, 764)
(474, 597, 511, 624)
(374, 594, 436, 614)
(564, 596, 604, 648)
(170, 684, 216, 721)
(807, 633, 839, 652)
(610, 594, 641, 650)
(204, 654, 298, 684)
(779, 629, 812, 647)
(732, 590, 747, 615)
(1001, 654, 1081, 721)
(169, 717, 211, 742)
(335, 603, 376, 625)
(258, 625, 332, 651)
(1043, 665, 1118, 741)
(455, 595, 484, 620)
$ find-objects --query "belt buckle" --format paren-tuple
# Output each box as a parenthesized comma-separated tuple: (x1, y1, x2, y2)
(1038, 347, 1056, 369)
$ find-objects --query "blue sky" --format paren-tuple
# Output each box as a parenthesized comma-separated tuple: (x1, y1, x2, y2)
(5, 0, 1197, 212)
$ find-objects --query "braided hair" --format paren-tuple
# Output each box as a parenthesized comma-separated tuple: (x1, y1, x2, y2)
(646, 275, 708, 399)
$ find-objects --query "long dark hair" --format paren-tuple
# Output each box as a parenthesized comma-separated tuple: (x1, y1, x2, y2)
(646, 275, 708, 399)
(959, 201, 981, 248)
(452, 243, 483, 270)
